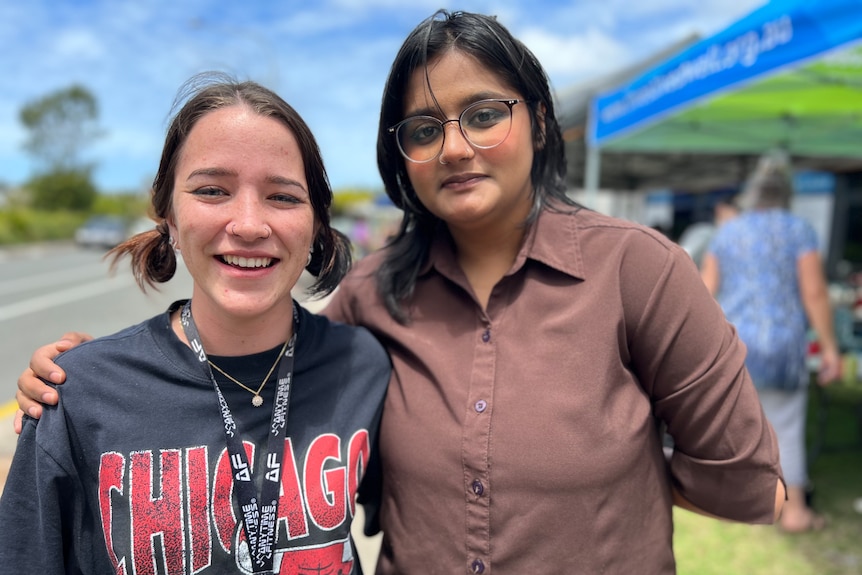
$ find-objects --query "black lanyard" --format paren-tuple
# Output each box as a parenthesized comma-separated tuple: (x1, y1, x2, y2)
(180, 300, 297, 574)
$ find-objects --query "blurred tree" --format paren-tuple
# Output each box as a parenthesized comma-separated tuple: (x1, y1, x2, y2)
(20, 84, 102, 171)
(332, 187, 378, 215)
(93, 191, 150, 218)
(19, 85, 103, 211)
(26, 169, 98, 212)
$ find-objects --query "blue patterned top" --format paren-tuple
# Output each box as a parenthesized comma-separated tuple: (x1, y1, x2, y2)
(708, 209, 819, 390)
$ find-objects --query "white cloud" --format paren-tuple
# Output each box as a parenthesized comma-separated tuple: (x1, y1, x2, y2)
(0, 0, 773, 192)
(51, 28, 105, 60)
(520, 27, 631, 87)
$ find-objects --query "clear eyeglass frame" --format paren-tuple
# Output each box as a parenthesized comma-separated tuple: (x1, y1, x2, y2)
(388, 98, 524, 163)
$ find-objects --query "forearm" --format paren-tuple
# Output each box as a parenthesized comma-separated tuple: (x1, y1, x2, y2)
(672, 486, 721, 519)
(803, 290, 838, 351)
(699, 254, 720, 297)
(673, 478, 785, 523)
(798, 253, 838, 352)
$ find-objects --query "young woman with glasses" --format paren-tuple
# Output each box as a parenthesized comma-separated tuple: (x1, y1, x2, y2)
(17, 10, 784, 574)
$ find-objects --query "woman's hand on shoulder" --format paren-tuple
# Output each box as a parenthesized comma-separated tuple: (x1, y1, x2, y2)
(13, 332, 93, 434)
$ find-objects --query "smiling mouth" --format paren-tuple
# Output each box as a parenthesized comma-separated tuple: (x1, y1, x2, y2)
(219, 255, 275, 269)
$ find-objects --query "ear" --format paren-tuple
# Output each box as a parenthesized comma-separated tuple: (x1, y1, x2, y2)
(166, 214, 179, 247)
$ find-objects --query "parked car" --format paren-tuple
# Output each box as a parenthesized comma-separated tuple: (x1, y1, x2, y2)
(74, 216, 128, 249)
(127, 216, 156, 237)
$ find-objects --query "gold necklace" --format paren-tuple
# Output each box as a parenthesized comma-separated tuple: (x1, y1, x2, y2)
(207, 339, 289, 407)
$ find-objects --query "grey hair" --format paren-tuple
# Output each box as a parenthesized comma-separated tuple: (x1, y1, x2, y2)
(737, 150, 794, 210)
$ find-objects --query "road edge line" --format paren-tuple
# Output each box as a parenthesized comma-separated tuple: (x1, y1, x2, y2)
(0, 400, 18, 420)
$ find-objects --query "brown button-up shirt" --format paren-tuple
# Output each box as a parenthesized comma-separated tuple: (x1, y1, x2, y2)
(323, 204, 781, 574)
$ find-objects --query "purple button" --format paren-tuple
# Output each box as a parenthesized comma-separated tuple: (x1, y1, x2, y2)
(474, 400, 487, 413)
(471, 559, 485, 573)
(471, 480, 484, 496)
(481, 329, 490, 343)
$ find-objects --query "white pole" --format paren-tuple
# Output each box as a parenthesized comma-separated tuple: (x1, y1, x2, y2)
(583, 143, 600, 210)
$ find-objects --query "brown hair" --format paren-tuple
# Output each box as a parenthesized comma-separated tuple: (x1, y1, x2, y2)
(109, 73, 351, 296)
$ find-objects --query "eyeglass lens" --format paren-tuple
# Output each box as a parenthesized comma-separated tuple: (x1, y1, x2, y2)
(395, 100, 515, 162)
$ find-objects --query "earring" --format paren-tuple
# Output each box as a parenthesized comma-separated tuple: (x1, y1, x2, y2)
(306, 243, 314, 267)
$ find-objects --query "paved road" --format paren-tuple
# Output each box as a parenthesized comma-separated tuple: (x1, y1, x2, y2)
(0, 242, 379, 571)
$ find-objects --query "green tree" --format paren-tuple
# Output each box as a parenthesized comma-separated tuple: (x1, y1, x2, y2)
(19, 85, 103, 211)
(26, 169, 97, 211)
(20, 84, 102, 171)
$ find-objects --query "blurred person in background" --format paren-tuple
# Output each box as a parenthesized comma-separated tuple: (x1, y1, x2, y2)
(678, 193, 739, 267)
(701, 151, 840, 534)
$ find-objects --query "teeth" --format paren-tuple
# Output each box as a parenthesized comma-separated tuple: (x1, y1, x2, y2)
(223, 255, 272, 268)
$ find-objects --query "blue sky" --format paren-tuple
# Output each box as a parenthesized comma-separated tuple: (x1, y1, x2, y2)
(1, 0, 764, 194)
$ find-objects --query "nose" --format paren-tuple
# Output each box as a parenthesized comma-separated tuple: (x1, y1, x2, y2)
(437, 120, 474, 164)
(227, 193, 271, 240)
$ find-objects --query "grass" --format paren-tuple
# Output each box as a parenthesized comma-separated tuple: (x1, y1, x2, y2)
(0, 208, 86, 245)
(674, 382, 862, 574)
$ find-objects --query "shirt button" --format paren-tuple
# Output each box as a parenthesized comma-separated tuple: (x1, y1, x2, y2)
(474, 400, 487, 413)
(471, 480, 484, 496)
(482, 329, 491, 343)
(471, 559, 485, 573)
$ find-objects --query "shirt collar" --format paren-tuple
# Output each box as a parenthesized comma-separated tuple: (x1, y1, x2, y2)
(422, 200, 587, 281)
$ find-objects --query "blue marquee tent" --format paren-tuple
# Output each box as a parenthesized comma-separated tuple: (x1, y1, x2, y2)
(583, 0, 862, 193)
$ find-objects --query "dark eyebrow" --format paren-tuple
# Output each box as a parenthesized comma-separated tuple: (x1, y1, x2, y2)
(267, 175, 308, 193)
(403, 92, 511, 119)
(186, 169, 308, 194)
(186, 167, 237, 180)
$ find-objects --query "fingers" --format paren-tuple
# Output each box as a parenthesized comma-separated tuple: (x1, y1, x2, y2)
(57, 332, 93, 348)
(17, 365, 58, 407)
(817, 349, 842, 386)
(16, 333, 92, 426)
(13, 409, 24, 435)
(15, 388, 44, 422)
(817, 366, 841, 386)
(29, 341, 72, 385)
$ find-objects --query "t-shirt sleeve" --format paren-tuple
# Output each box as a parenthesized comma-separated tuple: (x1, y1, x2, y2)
(321, 285, 351, 324)
(320, 260, 376, 327)
(625, 239, 782, 523)
(0, 415, 71, 573)
(792, 217, 820, 258)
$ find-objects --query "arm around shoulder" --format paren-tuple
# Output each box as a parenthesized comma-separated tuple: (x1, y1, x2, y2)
(15, 332, 94, 429)
(630, 243, 783, 524)
(798, 251, 840, 384)
(673, 477, 785, 523)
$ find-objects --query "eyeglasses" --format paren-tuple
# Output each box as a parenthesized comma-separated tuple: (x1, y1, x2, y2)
(389, 98, 524, 163)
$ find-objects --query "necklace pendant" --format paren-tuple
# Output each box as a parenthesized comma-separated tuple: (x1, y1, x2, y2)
(252, 395, 264, 407)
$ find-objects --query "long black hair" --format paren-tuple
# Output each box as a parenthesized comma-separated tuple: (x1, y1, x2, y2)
(375, 10, 576, 322)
